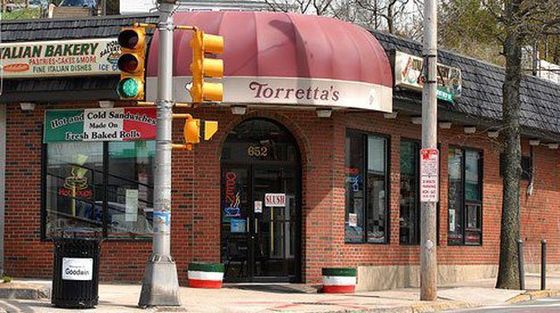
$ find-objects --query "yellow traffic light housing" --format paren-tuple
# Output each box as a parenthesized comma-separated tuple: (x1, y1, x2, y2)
(189, 29, 224, 103)
(172, 114, 219, 150)
(117, 26, 147, 100)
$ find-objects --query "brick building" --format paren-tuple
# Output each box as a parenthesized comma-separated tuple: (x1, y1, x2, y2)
(1, 11, 560, 291)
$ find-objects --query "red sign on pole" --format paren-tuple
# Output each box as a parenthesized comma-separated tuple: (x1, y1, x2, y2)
(420, 148, 439, 202)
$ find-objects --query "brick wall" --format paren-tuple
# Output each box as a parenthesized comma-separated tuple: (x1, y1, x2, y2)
(4, 102, 560, 285)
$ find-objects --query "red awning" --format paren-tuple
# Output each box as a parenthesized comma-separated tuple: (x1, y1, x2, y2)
(146, 11, 393, 112)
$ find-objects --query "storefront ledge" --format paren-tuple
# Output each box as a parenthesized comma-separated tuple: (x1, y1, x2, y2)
(0, 282, 49, 299)
(506, 289, 560, 304)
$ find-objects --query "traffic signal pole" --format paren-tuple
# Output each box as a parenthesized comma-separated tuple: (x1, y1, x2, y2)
(420, 0, 438, 301)
(138, 1, 181, 307)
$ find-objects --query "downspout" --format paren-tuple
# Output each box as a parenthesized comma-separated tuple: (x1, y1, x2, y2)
(0, 105, 5, 276)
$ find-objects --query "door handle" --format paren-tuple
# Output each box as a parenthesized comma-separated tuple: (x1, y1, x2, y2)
(254, 218, 258, 233)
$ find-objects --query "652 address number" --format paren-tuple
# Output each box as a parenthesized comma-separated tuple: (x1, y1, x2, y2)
(247, 145, 269, 157)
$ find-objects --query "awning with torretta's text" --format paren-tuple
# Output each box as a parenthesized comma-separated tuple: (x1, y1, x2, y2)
(145, 11, 393, 113)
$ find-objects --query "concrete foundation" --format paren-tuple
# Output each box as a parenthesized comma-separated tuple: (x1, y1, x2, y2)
(356, 264, 560, 291)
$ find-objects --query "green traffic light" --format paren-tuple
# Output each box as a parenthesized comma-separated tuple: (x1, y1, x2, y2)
(117, 78, 140, 98)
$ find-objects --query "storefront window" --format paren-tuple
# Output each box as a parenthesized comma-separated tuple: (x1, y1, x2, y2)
(44, 141, 155, 239)
(448, 147, 482, 245)
(345, 131, 388, 243)
(399, 140, 420, 245)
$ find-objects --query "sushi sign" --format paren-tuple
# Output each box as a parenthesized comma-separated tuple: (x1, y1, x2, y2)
(0, 38, 121, 78)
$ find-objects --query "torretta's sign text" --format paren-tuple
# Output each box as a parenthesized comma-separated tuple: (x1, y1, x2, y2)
(146, 76, 393, 113)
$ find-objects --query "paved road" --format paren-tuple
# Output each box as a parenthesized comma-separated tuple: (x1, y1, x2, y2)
(447, 297, 560, 313)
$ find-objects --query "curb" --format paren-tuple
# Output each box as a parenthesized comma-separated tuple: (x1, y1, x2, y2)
(327, 300, 478, 313)
(0, 283, 49, 300)
(507, 289, 560, 304)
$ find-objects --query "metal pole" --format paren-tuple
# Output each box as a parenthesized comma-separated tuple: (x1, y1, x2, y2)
(420, 0, 438, 301)
(541, 239, 547, 290)
(138, 1, 181, 307)
(517, 239, 525, 290)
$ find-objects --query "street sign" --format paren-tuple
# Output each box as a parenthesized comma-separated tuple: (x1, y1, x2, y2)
(420, 148, 439, 202)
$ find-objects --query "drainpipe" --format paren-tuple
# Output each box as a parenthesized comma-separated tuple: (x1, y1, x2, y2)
(0, 105, 6, 276)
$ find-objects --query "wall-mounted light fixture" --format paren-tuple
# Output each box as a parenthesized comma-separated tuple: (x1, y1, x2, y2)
(316, 108, 332, 118)
(547, 143, 559, 149)
(20, 102, 36, 111)
(411, 116, 422, 125)
(438, 121, 452, 129)
(529, 139, 541, 146)
(487, 129, 499, 138)
(231, 105, 247, 115)
(463, 126, 476, 134)
(99, 100, 115, 109)
(383, 112, 398, 119)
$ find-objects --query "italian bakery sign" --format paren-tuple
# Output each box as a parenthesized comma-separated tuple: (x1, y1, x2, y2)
(394, 51, 462, 102)
(0, 38, 120, 78)
(44, 107, 157, 143)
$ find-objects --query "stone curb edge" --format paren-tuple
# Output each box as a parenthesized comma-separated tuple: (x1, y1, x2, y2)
(506, 289, 560, 304)
(0, 286, 49, 300)
(326, 300, 478, 313)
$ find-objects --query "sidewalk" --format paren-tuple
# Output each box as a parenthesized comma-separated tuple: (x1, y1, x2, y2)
(0, 273, 558, 313)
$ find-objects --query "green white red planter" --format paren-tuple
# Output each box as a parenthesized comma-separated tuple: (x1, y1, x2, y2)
(321, 267, 357, 293)
(188, 263, 225, 289)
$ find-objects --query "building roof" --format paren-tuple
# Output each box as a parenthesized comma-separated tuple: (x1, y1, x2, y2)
(1, 14, 560, 140)
(373, 30, 560, 140)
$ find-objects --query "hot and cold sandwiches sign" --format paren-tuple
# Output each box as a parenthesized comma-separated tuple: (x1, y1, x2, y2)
(44, 107, 157, 143)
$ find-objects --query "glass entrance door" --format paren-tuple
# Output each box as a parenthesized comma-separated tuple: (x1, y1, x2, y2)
(252, 166, 297, 281)
(221, 165, 298, 282)
(220, 118, 301, 283)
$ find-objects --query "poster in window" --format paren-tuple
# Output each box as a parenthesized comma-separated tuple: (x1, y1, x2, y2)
(449, 209, 456, 232)
(230, 218, 246, 233)
(125, 189, 139, 222)
(348, 213, 358, 227)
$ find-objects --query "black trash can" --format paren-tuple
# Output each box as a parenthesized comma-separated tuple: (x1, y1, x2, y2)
(51, 230, 102, 309)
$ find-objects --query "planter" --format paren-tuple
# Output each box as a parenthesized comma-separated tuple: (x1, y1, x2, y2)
(321, 267, 357, 293)
(188, 263, 225, 289)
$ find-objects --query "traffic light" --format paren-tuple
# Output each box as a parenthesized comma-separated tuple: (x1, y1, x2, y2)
(117, 26, 147, 100)
(183, 116, 218, 144)
(189, 29, 224, 103)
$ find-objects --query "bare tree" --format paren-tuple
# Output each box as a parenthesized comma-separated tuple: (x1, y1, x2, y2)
(491, 0, 560, 289)
(264, 0, 335, 15)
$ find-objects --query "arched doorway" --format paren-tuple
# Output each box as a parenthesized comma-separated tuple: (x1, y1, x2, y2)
(220, 118, 301, 283)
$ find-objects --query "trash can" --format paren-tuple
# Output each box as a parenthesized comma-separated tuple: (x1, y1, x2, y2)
(51, 230, 102, 309)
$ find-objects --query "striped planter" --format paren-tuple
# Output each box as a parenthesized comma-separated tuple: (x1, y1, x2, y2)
(321, 267, 357, 293)
(188, 263, 225, 289)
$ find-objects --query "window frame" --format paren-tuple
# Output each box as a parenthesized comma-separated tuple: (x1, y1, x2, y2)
(398, 139, 441, 246)
(399, 139, 421, 245)
(447, 146, 483, 246)
(41, 141, 155, 241)
(344, 129, 391, 244)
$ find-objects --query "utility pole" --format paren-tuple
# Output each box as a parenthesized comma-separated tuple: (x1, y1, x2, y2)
(138, 1, 181, 307)
(420, 0, 438, 302)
